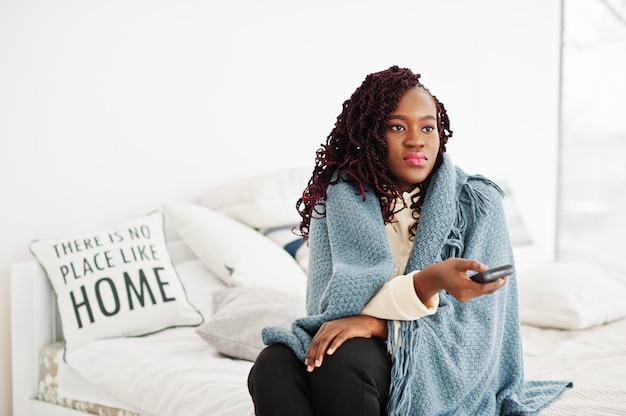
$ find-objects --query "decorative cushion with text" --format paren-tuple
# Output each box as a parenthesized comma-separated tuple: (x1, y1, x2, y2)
(29, 211, 204, 354)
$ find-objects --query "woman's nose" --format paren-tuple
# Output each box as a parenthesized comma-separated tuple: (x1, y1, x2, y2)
(405, 128, 424, 147)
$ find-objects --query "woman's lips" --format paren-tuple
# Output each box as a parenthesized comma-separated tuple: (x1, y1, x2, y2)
(404, 152, 428, 167)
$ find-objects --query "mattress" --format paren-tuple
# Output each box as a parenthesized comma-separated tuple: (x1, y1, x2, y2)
(54, 320, 626, 416)
(42, 257, 626, 416)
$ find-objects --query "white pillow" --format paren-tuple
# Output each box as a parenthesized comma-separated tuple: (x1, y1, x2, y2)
(162, 202, 306, 295)
(196, 166, 311, 229)
(518, 261, 626, 330)
(174, 259, 227, 319)
(29, 211, 204, 354)
(196, 286, 305, 361)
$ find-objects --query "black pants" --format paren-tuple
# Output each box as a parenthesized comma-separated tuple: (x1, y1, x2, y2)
(248, 338, 392, 416)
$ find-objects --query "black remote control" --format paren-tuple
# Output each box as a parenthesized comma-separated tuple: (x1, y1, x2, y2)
(469, 264, 514, 283)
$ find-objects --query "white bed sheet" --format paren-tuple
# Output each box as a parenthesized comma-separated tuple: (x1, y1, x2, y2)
(66, 327, 254, 416)
(65, 259, 255, 416)
(56, 346, 142, 413)
(66, 318, 626, 416)
(62, 258, 626, 416)
(522, 317, 626, 415)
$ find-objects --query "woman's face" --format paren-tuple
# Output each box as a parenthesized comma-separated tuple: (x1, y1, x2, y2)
(385, 87, 440, 193)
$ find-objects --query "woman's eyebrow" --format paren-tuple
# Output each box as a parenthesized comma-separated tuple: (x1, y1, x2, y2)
(387, 114, 437, 121)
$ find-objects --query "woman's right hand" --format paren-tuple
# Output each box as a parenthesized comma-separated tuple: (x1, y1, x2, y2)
(304, 315, 387, 372)
(412, 258, 507, 304)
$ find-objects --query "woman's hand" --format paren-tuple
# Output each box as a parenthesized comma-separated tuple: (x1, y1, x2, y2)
(414, 258, 508, 304)
(304, 315, 387, 372)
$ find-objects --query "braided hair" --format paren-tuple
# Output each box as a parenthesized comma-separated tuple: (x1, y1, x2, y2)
(297, 66, 453, 240)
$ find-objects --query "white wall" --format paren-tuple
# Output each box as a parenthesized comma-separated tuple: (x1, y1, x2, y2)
(0, 0, 561, 413)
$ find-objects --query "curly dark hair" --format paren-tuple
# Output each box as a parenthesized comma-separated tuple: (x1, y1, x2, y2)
(297, 66, 453, 240)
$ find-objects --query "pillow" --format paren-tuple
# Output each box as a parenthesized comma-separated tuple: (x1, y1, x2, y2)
(261, 224, 309, 272)
(196, 286, 305, 361)
(29, 211, 204, 354)
(174, 259, 227, 319)
(196, 166, 311, 229)
(517, 261, 626, 330)
(162, 202, 306, 295)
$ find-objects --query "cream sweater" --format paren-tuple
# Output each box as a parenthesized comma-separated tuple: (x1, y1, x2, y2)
(361, 188, 439, 320)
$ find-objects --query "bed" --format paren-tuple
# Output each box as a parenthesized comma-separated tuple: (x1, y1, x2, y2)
(11, 167, 626, 416)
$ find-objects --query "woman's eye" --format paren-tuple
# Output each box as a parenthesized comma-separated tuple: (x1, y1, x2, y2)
(422, 126, 435, 133)
(389, 125, 405, 132)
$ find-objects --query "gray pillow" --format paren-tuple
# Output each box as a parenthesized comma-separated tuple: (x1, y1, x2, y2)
(196, 286, 305, 361)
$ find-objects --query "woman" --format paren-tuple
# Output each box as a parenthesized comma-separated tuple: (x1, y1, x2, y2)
(248, 66, 571, 415)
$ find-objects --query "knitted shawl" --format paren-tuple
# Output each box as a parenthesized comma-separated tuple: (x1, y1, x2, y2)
(262, 155, 572, 415)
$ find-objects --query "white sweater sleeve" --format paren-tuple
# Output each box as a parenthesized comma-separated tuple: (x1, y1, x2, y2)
(361, 271, 439, 320)
(362, 188, 439, 321)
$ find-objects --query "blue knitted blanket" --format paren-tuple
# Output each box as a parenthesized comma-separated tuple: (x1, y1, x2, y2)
(262, 155, 572, 415)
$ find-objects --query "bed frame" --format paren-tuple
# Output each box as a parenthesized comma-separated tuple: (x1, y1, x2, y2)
(11, 261, 85, 416)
